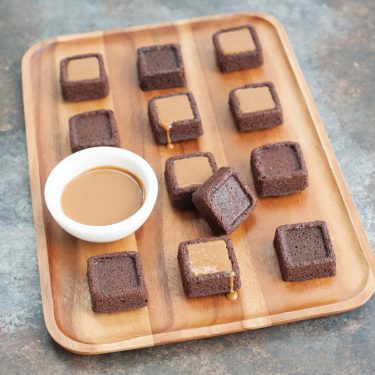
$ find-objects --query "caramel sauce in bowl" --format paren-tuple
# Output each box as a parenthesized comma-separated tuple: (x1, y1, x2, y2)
(44, 147, 158, 242)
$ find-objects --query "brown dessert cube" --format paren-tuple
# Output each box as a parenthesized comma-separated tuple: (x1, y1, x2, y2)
(137, 43, 186, 91)
(273, 221, 336, 281)
(60, 53, 109, 101)
(69, 109, 120, 152)
(87, 251, 148, 313)
(178, 237, 241, 298)
(212, 25, 263, 72)
(148, 91, 203, 146)
(229, 82, 283, 131)
(165, 152, 218, 208)
(192, 167, 257, 234)
(251, 141, 308, 196)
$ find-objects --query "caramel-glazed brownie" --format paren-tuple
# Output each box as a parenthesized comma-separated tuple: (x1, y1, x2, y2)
(212, 25, 263, 72)
(178, 236, 241, 298)
(60, 53, 109, 101)
(165, 152, 218, 208)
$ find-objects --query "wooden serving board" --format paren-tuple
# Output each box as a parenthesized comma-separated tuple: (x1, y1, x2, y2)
(22, 12, 375, 355)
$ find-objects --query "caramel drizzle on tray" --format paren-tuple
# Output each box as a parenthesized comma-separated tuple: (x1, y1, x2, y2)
(226, 271, 238, 301)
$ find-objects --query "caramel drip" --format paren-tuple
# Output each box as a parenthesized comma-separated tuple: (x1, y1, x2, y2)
(226, 271, 238, 301)
(160, 123, 174, 149)
(154, 94, 194, 149)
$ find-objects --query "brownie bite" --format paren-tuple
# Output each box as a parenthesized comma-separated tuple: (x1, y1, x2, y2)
(60, 53, 109, 101)
(137, 43, 186, 91)
(148, 91, 203, 147)
(212, 25, 263, 72)
(178, 236, 241, 298)
(273, 221, 336, 281)
(165, 152, 218, 209)
(192, 167, 256, 234)
(251, 141, 308, 197)
(87, 251, 148, 313)
(69, 109, 120, 152)
(229, 82, 283, 131)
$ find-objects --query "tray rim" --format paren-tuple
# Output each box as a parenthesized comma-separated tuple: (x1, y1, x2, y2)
(21, 11, 375, 355)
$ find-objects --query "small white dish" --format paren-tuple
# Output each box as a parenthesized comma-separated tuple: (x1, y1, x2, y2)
(44, 147, 158, 243)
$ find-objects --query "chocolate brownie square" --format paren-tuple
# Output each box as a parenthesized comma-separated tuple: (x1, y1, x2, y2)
(229, 82, 283, 131)
(69, 109, 120, 152)
(87, 251, 148, 313)
(212, 25, 263, 72)
(273, 221, 336, 281)
(60, 53, 109, 101)
(165, 152, 218, 209)
(148, 91, 203, 147)
(178, 236, 241, 298)
(137, 43, 186, 91)
(251, 141, 308, 197)
(192, 167, 256, 234)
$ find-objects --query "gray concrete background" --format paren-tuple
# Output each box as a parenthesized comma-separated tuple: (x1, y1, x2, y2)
(0, 0, 374, 374)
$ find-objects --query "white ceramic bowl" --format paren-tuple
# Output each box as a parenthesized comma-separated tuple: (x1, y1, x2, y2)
(44, 147, 158, 243)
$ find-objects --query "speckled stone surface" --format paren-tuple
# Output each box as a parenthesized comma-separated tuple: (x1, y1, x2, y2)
(0, 1, 374, 374)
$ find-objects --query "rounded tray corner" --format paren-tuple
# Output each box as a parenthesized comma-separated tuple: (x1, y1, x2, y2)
(22, 37, 57, 72)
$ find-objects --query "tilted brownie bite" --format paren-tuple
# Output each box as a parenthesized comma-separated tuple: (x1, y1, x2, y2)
(137, 43, 186, 91)
(192, 167, 256, 234)
(148, 91, 203, 147)
(69, 109, 120, 152)
(87, 251, 148, 313)
(251, 141, 308, 197)
(229, 82, 283, 131)
(60, 53, 109, 101)
(178, 236, 241, 299)
(212, 24, 263, 72)
(273, 221, 336, 281)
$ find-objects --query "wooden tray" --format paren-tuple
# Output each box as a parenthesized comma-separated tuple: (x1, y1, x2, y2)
(22, 12, 375, 355)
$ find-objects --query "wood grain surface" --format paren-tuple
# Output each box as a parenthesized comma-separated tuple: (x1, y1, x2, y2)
(22, 12, 375, 354)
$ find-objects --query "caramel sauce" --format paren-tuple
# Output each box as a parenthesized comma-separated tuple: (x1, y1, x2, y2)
(67, 57, 100, 81)
(226, 271, 238, 301)
(236, 86, 275, 113)
(173, 157, 213, 188)
(61, 166, 144, 226)
(154, 95, 194, 149)
(188, 240, 232, 275)
(218, 28, 256, 55)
